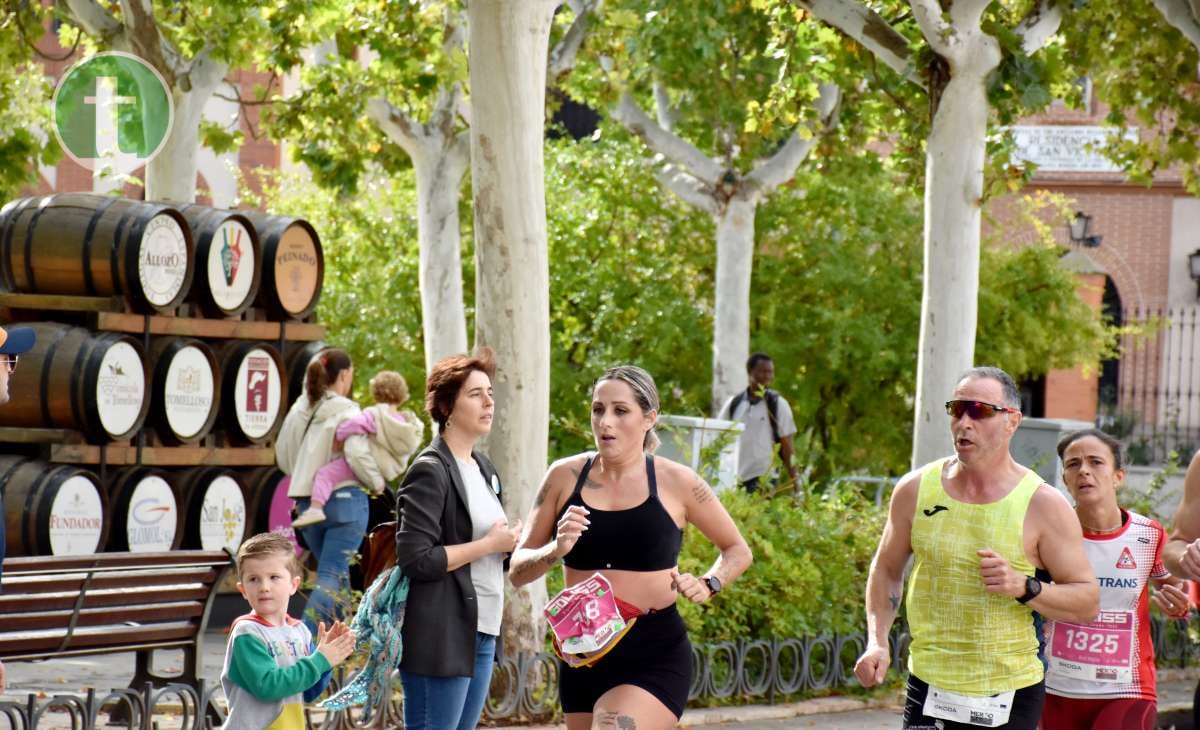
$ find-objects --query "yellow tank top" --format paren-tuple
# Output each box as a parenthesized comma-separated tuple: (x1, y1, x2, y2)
(906, 458, 1045, 694)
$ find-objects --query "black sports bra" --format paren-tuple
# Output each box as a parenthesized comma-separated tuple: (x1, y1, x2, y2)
(557, 454, 683, 572)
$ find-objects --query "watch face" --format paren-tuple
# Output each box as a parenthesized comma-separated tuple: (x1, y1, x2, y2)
(707, 576, 722, 594)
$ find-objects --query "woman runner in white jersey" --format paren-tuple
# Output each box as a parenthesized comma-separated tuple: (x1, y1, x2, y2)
(1041, 429, 1190, 729)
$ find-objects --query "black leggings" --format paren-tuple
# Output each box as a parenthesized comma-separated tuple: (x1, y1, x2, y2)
(903, 674, 1045, 729)
(559, 605, 692, 718)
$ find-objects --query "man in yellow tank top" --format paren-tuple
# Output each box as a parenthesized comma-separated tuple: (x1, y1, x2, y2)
(853, 367, 1099, 729)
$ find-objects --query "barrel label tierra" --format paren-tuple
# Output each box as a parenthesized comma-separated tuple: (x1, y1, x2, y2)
(208, 219, 256, 311)
(198, 475, 246, 553)
(125, 475, 177, 552)
(137, 213, 189, 307)
(48, 475, 104, 555)
(96, 341, 145, 437)
(164, 345, 215, 440)
(234, 349, 281, 439)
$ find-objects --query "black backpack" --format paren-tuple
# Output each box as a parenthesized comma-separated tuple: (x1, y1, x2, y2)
(729, 388, 782, 443)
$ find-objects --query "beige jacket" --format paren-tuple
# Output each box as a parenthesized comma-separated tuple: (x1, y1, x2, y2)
(344, 405, 425, 492)
(276, 392, 360, 498)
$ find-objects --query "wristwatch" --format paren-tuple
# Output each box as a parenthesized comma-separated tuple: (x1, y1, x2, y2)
(1016, 575, 1042, 604)
(703, 575, 722, 596)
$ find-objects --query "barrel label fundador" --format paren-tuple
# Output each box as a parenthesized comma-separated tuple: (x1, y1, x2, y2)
(48, 475, 104, 555)
(137, 213, 189, 307)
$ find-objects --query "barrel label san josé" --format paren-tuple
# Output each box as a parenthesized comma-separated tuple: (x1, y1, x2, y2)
(126, 475, 177, 552)
(234, 349, 281, 439)
(209, 219, 255, 310)
(137, 213, 189, 306)
(164, 345, 215, 439)
(97, 341, 145, 437)
(275, 226, 319, 314)
(199, 475, 246, 552)
(49, 475, 104, 555)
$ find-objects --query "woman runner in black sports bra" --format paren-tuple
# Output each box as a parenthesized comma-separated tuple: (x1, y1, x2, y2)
(510, 365, 752, 729)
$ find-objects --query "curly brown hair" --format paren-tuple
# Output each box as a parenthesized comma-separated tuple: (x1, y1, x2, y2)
(236, 531, 299, 578)
(425, 347, 496, 429)
(370, 371, 409, 405)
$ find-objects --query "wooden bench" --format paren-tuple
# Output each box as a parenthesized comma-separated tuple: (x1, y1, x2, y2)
(0, 550, 233, 693)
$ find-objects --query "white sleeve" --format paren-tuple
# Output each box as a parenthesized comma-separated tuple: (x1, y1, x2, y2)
(777, 395, 798, 438)
(717, 396, 735, 420)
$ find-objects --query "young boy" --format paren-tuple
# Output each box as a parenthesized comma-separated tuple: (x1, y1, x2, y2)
(222, 532, 357, 729)
(292, 370, 424, 528)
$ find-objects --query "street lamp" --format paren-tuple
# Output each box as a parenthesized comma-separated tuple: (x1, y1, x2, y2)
(1189, 248, 1200, 300)
(1068, 211, 1103, 248)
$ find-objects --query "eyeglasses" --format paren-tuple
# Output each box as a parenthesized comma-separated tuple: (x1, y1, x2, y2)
(0, 355, 17, 374)
(944, 399, 1014, 420)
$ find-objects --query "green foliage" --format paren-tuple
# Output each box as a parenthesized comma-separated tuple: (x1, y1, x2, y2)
(0, 6, 61, 201)
(677, 488, 884, 641)
(249, 169, 434, 411)
(1062, 0, 1200, 194)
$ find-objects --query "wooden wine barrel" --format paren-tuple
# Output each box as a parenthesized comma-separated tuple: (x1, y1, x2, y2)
(105, 467, 182, 552)
(243, 466, 291, 533)
(177, 204, 262, 317)
(0, 457, 108, 557)
(0, 193, 194, 314)
(217, 341, 286, 445)
(148, 337, 220, 444)
(240, 211, 323, 319)
(177, 467, 248, 553)
(0, 323, 148, 441)
(284, 340, 327, 403)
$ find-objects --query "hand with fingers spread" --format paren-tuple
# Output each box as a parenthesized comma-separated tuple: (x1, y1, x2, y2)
(669, 568, 712, 604)
(316, 620, 357, 667)
(1152, 581, 1192, 619)
(978, 548, 1027, 598)
(553, 505, 590, 558)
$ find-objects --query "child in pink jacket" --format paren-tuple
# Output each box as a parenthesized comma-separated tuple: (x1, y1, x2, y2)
(292, 371, 424, 528)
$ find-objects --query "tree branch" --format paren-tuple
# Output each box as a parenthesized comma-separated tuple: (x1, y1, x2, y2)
(909, 0, 954, 56)
(612, 92, 723, 186)
(655, 166, 719, 215)
(1015, 0, 1063, 54)
(789, 0, 923, 88)
(367, 97, 424, 159)
(60, 0, 122, 45)
(548, 0, 602, 81)
(1153, 0, 1200, 50)
(653, 79, 675, 132)
(746, 83, 841, 194)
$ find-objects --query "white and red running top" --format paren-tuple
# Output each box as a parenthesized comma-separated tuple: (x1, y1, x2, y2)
(1045, 509, 1169, 701)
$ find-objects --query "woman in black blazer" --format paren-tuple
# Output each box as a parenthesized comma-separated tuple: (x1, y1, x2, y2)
(394, 347, 522, 730)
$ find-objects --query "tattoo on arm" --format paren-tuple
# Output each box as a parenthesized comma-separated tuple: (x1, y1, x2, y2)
(568, 467, 605, 490)
(533, 476, 552, 507)
(691, 477, 716, 505)
(889, 592, 901, 612)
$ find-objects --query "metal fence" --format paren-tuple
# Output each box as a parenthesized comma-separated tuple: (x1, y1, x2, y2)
(0, 617, 1195, 728)
(1108, 305, 1200, 465)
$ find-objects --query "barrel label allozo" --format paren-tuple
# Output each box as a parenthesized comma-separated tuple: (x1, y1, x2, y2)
(137, 213, 189, 307)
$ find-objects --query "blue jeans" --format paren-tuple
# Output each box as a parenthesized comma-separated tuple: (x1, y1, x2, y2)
(295, 486, 369, 633)
(400, 633, 497, 730)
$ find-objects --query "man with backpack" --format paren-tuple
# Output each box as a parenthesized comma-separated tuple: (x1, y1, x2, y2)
(718, 353, 799, 494)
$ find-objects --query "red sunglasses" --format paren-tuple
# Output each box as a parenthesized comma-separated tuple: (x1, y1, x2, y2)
(944, 399, 1015, 420)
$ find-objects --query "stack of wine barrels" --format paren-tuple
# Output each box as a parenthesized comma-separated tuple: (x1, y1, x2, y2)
(0, 193, 326, 559)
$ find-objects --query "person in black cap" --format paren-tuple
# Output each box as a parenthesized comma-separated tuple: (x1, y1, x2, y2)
(0, 324, 35, 691)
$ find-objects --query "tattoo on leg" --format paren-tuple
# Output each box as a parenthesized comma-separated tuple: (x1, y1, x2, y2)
(889, 592, 901, 611)
(595, 711, 620, 727)
(616, 716, 637, 730)
(691, 477, 715, 505)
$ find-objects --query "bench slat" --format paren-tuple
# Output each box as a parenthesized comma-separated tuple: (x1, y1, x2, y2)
(0, 585, 210, 613)
(2, 552, 230, 573)
(0, 622, 200, 657)
(1, 568, 221, 595)
(0, 601, 205, 632)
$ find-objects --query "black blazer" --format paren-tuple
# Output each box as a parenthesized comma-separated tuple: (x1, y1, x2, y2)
(394, 435, 507, 677)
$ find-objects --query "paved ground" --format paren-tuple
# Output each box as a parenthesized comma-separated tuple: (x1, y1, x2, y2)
(2, 635, 1197, 728)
